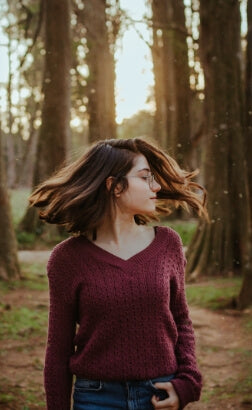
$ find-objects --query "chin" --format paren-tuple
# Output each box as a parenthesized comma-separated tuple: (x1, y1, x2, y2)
(142, 208, 156, 215)
(133, 205, 156, 215)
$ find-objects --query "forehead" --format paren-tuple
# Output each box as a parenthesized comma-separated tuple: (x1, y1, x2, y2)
(131, 154, 150, 171)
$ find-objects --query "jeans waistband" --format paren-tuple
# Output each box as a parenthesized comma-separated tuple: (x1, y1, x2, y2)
(75, 374, 175, 388)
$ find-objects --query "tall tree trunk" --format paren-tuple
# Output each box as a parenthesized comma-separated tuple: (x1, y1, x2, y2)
(151, 0, 191, 168)
(151, 0, 168, 149)
(16, 100, 39, 188)
(186, 0, 250, 281)
(82, 0, 116, 142)
(171, 0, 191, 168)
(237, 0, 252, 308)
(0, 125, 20, 280)
(6, 13, 16, 188)
(20, 0, 71, 233)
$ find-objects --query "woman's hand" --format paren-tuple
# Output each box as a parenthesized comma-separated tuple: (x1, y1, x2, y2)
(151, 382, 179, 410)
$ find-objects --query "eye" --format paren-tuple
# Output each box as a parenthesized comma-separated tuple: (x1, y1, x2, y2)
(141, 176, 150, 181)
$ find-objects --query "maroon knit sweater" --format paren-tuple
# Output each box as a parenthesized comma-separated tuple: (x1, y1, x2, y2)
(44, 226, 202, 409)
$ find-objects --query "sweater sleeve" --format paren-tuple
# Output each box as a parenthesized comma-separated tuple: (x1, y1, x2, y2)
(44, 244, 77, 410)
(169, 237, 202, 409)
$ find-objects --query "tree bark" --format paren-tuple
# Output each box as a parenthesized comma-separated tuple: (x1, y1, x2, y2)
(151, 0, 168, 149)
(237, 0, 252, 308)
(6, 13, 16, 188)
(82, 0, 116, 142)
(0, 126, 20, 280)
(186, 0, 250, 281)
(20, 0, 71, 233)
(151, 0, 191, 168)
(170, 0, 191, 168)
(16, 101, 39, 188)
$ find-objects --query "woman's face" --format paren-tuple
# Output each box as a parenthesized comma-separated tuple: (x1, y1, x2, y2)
(115, 154, 161, 215)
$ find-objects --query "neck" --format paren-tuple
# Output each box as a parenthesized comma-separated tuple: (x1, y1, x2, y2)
(95, 205, 140, 245)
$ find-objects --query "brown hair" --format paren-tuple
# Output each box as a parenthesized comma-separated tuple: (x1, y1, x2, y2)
(29, 138, 208, 235)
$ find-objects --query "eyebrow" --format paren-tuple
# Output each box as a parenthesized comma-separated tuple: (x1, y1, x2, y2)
(136, 168, 151, 173)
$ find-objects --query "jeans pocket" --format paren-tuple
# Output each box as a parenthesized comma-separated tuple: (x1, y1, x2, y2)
(74, 378, 103, 392)
(149, 374, 175, 389)
(148, 374, 175, 400)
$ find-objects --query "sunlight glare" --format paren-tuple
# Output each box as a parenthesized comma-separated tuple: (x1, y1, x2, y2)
(115, 0, 154, 124)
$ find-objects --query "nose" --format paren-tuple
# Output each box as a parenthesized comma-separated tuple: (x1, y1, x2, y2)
(151, 179, 161, 192)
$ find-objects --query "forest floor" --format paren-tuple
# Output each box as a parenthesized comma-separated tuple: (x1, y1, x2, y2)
(0, 251, 251, 410)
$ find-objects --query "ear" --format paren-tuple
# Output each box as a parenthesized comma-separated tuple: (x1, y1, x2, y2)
(106, 177, 121, 197)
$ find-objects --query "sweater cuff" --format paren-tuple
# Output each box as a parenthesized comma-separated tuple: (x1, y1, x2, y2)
(171, 378, 200, 410)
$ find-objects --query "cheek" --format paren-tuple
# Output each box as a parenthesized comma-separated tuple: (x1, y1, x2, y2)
(120, 191, 138, 206)
(122, 191, 151, 211)
(118, 186, 144, 207)
(117, 180, 151, 207)
(127, 180, 148, 194)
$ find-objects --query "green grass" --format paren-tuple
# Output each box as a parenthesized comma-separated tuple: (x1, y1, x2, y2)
(9, 188, 30, 228)
(201, 373, 252, 403)
(0, 261, 48, 339)
(16, 231, 37, 246)
(9, 188, 69, 248)
(244, 315, 252, 330)
(9, 188, 38, 248)
(21, 262, 47, 281)
(186, 277, 242, 310)
(0, 263, 48, 293)
(0, 381, 46, 409)
(160, 219, 197, 246)
(0, 392, 15, 405)
(0, 305, 48, 340)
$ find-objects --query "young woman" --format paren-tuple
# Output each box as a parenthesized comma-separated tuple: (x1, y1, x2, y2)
(30, 138, 208, 410)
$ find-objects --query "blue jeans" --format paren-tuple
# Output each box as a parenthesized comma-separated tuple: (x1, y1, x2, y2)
(73, 374, 175, 410)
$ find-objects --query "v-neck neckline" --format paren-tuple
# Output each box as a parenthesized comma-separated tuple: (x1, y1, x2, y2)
(81, 226, 165, 268)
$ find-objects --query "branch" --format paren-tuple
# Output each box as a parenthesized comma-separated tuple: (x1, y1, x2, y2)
(119, 12, 152, 49)
(123, 14, 188, 49)
(18, 0, 33, 38)
(18, 0, 44, 69)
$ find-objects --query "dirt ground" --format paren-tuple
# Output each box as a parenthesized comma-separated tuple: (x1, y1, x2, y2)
(0, 251, 251, 410)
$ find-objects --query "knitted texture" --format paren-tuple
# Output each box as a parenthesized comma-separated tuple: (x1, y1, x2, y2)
(44, 226, 202, 409)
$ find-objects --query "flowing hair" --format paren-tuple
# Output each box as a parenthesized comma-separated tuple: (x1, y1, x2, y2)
(29, 138, 208, 236)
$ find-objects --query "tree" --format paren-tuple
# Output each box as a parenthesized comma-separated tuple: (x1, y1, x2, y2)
(118, 110, 154, 140)
(186, 0, 251, 283)
(20, 0, 71, 233)
(237, 0, 252, 308)
(0, 0, 44, 189)
(0, 124, 20, 280)
(80, 0, 117, 142)
(151, 0, 167, 149)
(151, 0, 191, 168)
(5, 2, 16, 188)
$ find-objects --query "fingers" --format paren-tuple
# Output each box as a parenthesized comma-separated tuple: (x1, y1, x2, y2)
(151, 396, 179, 410)
(151, 382, 179, 410)
(151, 396, 178, 410)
